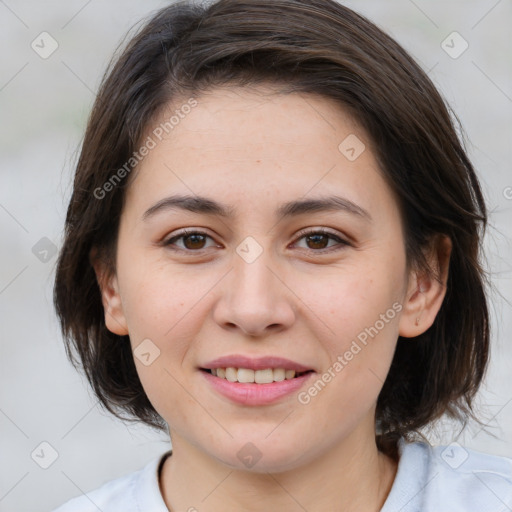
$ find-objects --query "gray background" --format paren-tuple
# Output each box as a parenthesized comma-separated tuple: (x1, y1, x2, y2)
(0, 1, 511, 510)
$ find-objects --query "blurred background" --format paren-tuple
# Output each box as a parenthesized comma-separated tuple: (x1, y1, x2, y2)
(0, 0, 511, 510)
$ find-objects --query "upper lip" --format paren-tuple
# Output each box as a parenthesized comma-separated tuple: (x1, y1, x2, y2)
(201, 355, 314, 372)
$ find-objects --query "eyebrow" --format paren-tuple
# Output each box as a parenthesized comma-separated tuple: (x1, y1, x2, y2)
(142, 194, 372, 222)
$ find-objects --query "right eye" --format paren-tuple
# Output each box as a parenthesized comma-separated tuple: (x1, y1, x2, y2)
(162, 229, 220, 252)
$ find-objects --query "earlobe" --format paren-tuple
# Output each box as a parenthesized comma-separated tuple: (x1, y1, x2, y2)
(90, 248, 129, 336)
(398, 235, 452, 338)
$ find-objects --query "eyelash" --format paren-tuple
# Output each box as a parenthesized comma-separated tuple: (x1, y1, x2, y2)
(162, 228, 350, 254)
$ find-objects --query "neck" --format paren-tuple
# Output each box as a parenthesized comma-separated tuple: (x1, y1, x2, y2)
(159, 427, 398, 512)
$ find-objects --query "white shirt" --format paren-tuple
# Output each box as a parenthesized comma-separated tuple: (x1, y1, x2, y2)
(52, 439, 512, 511)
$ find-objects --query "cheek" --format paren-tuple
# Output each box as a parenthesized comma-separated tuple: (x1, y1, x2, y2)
(296, 284, 401, 439)
(297, 251, 404, 396)
(307, 259, 403, 342)
(117, 253, 195, 340)
(121, 272, 197, 409)
(116, 256, 211, 385)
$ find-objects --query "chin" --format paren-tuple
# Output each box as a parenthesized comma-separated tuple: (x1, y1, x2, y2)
(207, 435, 311, 474)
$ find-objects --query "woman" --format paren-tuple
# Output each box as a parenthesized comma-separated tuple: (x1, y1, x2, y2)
(52, 0, 512, 510)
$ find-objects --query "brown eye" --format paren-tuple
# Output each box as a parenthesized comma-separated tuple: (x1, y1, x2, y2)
(305, 233, 330, 250)
(183, 233, 207, 249)
(164, 230, 216, 252)
(294, 229, 349, 252)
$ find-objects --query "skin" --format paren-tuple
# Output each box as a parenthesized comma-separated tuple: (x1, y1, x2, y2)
(93, 84, 451, 512)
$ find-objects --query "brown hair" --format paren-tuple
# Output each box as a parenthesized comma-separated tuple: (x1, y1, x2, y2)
(53, 0, 490, 456)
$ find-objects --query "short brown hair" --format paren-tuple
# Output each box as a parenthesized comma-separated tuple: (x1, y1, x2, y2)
(53, 0, 490, 456)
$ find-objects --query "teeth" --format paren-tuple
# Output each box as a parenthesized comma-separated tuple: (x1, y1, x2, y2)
(237, 368, 255, 383)
(209, 367, 304, 383)
(255, 368, 275, 383)
(225, 367, 238, 382)
(272, 368, 286, 382)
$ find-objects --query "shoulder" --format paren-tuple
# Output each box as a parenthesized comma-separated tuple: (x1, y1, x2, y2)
(51, 468, 141, 512)
(393, 440, 512, 512)
(50, 471, 138, 512)
(425, 442, 512, 511)
(51, 451, 170, 512)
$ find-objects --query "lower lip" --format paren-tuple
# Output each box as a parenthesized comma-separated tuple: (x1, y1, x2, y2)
(200, 370, 314, 405)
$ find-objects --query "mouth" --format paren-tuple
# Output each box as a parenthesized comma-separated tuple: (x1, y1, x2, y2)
(200, 367, 314, 384)
(198, 356, 316, 405)
(199, 354, 316, 405)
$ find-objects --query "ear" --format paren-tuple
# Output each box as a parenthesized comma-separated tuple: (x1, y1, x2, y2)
(90, 247, 129, 336)
(399, 235, 452, 338)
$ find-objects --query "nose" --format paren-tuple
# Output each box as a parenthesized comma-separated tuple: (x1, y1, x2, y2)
(212, 248, 296, 337)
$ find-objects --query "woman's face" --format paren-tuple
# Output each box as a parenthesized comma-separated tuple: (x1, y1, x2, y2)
(98, 85, 431, 471)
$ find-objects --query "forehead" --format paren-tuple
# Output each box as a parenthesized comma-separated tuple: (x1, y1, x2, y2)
(123, 85, 398, 223)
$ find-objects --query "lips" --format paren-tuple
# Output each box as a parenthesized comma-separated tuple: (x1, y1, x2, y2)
(199, 354, 316, 405)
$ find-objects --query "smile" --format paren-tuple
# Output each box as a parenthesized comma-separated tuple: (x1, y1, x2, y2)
(204, 367, 311, 383)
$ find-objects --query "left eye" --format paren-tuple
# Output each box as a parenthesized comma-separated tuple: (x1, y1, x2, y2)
(293, 229, 349, 251)
(163, 229, 349, 253)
